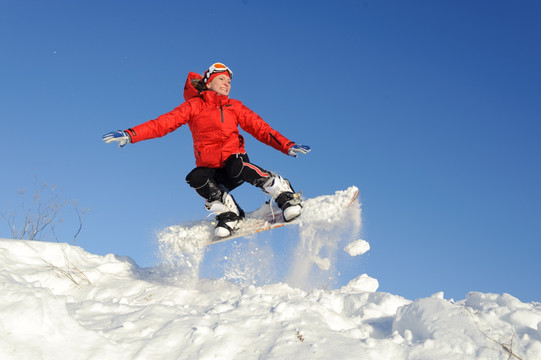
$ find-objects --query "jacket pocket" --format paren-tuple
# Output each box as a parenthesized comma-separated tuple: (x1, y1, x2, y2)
(194, 143, 222, 168)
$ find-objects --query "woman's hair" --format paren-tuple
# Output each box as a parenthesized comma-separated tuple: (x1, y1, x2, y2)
(191, 78, 206, 92)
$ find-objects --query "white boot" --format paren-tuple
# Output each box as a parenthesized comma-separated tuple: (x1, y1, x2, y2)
(263, 175, 302, 222)
(205, 191, 241, 237)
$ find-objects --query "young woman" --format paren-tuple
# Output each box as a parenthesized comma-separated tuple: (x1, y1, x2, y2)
(103, 62, 310, 237)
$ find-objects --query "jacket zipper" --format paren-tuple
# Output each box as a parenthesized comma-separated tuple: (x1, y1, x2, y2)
(219, 102, 224, 164)
(220, 101, 232, 123)
(219, 100, 233, 163)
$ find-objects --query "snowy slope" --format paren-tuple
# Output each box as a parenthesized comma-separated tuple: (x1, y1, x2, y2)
(1, 187, 541, 359)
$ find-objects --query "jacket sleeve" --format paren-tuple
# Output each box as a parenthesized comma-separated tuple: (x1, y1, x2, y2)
(125, 101, 195, 143)
(236, 101, 295, 155)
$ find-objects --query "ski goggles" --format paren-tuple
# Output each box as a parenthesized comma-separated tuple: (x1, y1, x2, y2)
(203, 62, 233, 83)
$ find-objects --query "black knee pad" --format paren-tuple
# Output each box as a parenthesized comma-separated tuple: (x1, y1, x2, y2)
(186, 167, 215, 189)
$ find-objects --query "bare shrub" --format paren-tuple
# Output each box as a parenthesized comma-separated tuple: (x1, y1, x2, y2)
(1, 177, 87, 244)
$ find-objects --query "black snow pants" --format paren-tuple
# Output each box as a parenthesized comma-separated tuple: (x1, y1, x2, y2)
(185, 153, 272, 202)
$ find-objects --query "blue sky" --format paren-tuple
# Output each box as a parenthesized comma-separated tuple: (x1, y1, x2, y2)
(1, 0, 540, 302)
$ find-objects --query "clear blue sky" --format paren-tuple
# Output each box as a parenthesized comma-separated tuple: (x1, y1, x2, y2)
(1, 0, 540, 302)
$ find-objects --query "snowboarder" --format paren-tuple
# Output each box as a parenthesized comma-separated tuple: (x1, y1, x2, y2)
(102, 62, 310, 237)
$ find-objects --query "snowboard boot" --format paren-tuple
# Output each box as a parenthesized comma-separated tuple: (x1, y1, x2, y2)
(205, 190, 242, 238)
(262, 175, 302, 222)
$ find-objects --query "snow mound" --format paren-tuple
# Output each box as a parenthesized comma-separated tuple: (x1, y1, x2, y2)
(2, 238, 541, 360)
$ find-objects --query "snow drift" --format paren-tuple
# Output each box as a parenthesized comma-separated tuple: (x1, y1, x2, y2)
(1, 187, 540, 359)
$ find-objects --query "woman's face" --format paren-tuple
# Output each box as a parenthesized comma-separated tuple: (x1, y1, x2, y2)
(206, 74, 231, 96)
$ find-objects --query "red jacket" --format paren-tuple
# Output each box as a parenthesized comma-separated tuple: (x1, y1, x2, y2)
(126, 74, 294, 168)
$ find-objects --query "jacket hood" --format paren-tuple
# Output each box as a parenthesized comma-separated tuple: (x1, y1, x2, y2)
(183, 72, 231, 106)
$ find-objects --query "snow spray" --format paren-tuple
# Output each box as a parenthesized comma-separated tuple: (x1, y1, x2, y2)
(286, 187, 362, 290)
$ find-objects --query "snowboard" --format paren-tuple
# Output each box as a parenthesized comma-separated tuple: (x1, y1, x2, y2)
(211, 186, 359, 245)
(210, 201, 295, 245)
(161, 186, 360, 248)
(210, 187, 359, 244)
